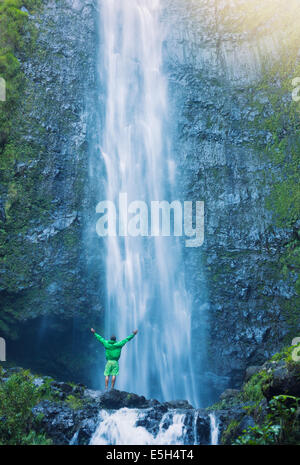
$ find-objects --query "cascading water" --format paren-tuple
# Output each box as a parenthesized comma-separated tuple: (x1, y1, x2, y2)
(90, 409, 190, 445)
(87, 408, 219, 445)
(95, 0, 197, 406)
(209, 413, 219, 445)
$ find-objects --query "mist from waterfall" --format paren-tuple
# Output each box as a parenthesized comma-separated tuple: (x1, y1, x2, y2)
(95, 0, 197, 406)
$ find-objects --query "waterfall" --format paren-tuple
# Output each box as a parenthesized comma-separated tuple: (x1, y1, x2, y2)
(95, 0, 197, 405)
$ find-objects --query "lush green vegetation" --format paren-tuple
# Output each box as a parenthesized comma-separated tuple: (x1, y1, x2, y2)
(234, 395, 300, 445)
(248, 41, 300, 336)
(221, 420, 241, 445)
(241, 370, 271, 404)
(270, 342, 300, 364)
(217, 343, 300, 445)
(65, 394, 85, 410)
(207, 370, 272, 413)
(0, 367, 52, 444)
(0, 0, 59, 338)
(0, 0, 41, 155)
(0, 365, 91, 444)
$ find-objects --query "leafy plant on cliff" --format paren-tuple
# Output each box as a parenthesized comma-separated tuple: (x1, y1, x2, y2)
(268, 395, 299, 443)
(270, 342, 300, 365)
(234, 395, 300, 445)
(241, 370, 272, 405)
(0, 369, 52, 444)
(221, 420, 240, 445)
(0, 0, 59, 338)
(65, 394, 85, 410)
(0, 0, 41, 151)
(234, 423, 280, 445)
(216, 344, 300, 444)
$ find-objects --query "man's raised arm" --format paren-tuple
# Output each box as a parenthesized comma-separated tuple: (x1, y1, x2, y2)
(115, 329, 138, 348)
(91, 328, 109, 347)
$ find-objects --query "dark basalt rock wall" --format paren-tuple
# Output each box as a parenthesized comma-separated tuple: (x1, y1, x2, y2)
(161, 0, 299, 400)
(0, 0, 105, 387)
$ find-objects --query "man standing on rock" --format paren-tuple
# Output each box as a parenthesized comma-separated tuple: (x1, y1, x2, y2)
(91, 328, 138, 390)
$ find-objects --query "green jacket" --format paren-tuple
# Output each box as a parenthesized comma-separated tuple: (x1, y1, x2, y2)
(94, 332, 135, 361)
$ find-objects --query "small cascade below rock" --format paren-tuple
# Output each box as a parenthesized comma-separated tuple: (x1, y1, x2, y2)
(209, 413, 219, 445)
(87, 404, 212, 445)
(90, 409, 188, 445)
(34, 388, 214, 446)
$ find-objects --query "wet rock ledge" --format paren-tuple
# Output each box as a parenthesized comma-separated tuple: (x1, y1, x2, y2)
(31, 385, 209, 445)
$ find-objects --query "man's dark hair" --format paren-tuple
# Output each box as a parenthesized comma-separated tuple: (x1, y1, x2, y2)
(110, 335, 116, 341)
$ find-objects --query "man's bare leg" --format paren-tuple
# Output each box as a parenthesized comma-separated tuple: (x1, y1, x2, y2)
(111, 376, 116, 389)
(105, 376, 109, 389)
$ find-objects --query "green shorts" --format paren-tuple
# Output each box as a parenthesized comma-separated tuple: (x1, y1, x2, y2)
(104, 360, 119, 376)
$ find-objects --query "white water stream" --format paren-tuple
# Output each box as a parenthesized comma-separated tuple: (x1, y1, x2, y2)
(96, 0, 197, 405)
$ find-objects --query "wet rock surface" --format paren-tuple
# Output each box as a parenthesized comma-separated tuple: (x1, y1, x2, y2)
(32, 401, 79, 445)
(94, 389, 151, 409)
(32, 387, 212, 445)
(160, 0, 299, 400)
(0, 0, 105, 388)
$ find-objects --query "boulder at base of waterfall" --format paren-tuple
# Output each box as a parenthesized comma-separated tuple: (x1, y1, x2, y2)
(97, 389, 152, 409)
(83, 389, 194, 411)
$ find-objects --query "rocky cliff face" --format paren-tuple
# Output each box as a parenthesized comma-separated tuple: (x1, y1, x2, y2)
(0, 0, 105, 386)
(161, 0, 300, 401)
(0, 0, 298, 400)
